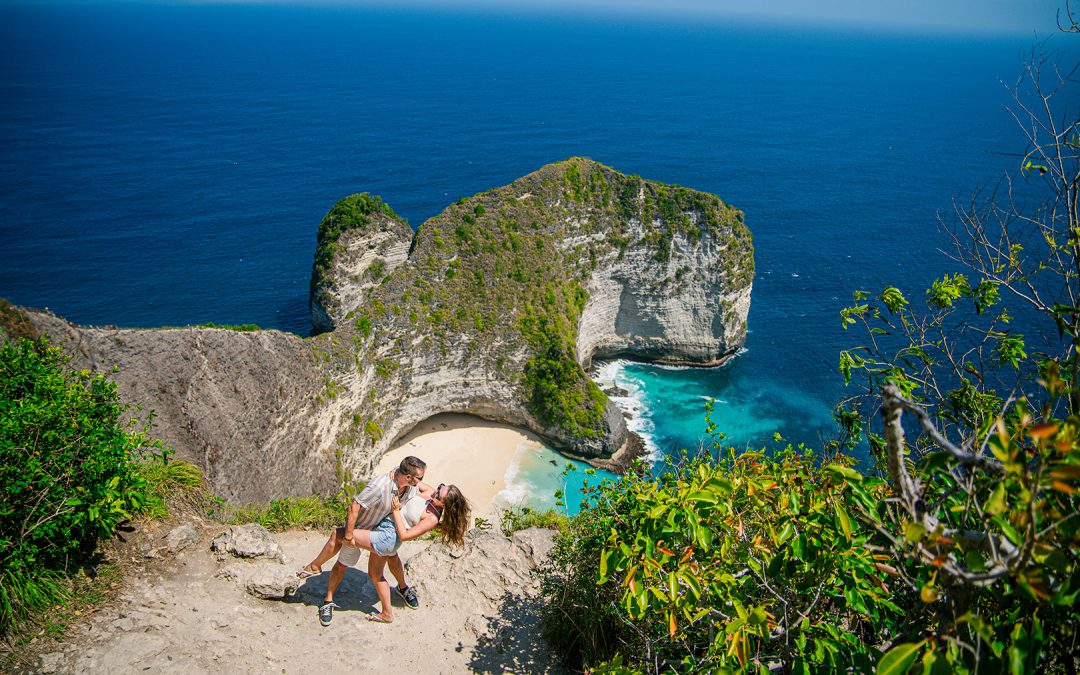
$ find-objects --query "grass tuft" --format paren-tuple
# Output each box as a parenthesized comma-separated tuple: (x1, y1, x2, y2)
(0, 567, 69, 636)
(135, 456, 207, 521)
(500, 507, 570, 537)
(227, 495, 349, 532)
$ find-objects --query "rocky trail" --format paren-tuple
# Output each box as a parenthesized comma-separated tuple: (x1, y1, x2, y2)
(21, 522, 564, 674)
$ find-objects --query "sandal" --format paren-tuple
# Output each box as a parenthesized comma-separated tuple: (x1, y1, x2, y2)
(365, 612, 392, 624)
(296, 566, 321, 579)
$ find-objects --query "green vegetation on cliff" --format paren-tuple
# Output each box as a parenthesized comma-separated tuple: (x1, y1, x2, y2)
(521, 316, 607, 439)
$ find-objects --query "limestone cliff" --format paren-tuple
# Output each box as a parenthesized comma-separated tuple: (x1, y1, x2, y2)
(309, 193, 413, 334)
(18, 158, 753, 502)
(23, 312, 332, 504)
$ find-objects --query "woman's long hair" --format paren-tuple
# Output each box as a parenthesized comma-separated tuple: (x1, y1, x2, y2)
(437, 485, 471, 547)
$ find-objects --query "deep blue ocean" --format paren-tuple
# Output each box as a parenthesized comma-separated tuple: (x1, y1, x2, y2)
(2, 4, 1075, 509)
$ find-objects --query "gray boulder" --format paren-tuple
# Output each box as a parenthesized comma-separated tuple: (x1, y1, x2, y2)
(406, 528, 555, 614)
(218, 561, 301, 599)
(510, 528, 556, 567)
(165, 523, 200, 554)
(210, 524, 285, 562)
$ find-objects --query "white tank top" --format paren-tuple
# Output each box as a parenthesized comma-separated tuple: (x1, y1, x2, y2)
(401, 496, 431, 528)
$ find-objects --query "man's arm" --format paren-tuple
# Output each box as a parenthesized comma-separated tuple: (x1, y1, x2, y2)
(343, 500, 362, 546)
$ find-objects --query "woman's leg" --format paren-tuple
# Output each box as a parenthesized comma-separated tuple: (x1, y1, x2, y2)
(366, 552, 394, 622)
(301, 525, 345, 575)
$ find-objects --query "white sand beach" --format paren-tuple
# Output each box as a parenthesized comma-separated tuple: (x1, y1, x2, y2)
(376, 413, 547, 518)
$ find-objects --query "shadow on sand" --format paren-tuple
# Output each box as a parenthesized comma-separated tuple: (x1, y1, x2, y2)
(283, 568, 383, 614)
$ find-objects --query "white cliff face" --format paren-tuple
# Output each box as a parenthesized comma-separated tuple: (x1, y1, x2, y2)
(24, 158, 753, 503)
(577, 224, 751, 368)
(310, 222, 411, 333)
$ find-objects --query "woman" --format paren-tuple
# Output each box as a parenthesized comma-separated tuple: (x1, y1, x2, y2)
(348, 482, 471, 623)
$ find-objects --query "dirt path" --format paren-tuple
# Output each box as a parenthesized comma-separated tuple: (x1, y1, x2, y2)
(30, 526, 563, 674)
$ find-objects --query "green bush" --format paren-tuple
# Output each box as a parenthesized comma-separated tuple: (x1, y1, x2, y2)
(196, 322, 260, 332)
(543, 395, 1079, 674)
(0, 338, 160, 632)
(541, 444, 892, 673)
(367, 257, 386, 281)
(521, 317, 607, 439)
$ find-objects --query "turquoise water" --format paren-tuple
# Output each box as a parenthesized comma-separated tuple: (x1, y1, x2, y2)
(510, 355, 842, 516)
(497, 442, 611, 516)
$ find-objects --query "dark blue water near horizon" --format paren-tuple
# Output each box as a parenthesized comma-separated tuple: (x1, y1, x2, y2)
(2, 4, 1076, 462)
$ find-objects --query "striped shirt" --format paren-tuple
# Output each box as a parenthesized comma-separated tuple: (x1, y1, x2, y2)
(351, 470, 418, 530)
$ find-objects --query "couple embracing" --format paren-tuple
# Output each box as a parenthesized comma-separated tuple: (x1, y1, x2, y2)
(296, 456, 470, 625)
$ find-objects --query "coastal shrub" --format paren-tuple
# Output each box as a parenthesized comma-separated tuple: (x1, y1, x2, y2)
(367, 258, 386, 281)
(0, 337, 160, 633)
(355, 315, 372, 337)
(541, 444, 893, 673)
(520, 317, 607, 439)
(545, 428, 1079, 672)
(196, 322, 260, 332)
(364, 419, 382, 442)
(828, 46, 1080, 670)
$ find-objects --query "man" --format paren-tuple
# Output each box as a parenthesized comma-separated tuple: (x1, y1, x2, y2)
(297, 456, 428, 626)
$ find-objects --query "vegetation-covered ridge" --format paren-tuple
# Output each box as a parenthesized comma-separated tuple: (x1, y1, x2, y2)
(312, 157, 754, 461)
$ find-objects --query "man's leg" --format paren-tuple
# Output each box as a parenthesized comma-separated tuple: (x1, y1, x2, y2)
(387, 554, 419, 609)
(319, 536, 363, 626)
(325, 562, 347, 604)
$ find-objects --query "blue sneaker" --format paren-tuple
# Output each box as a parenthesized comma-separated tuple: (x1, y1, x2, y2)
(396, 585, 419, 609)
(319, 601, 339, 626)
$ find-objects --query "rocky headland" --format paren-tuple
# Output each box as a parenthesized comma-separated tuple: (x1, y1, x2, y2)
(13, 157, 753, 503)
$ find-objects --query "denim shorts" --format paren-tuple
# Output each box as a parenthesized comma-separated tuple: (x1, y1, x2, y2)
(368, 516, 401, 557)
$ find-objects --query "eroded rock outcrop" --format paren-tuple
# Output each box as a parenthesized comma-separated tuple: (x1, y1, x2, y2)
(309, 193, 413, 334)
(18, 158, 753, 502)
(315, 158, 753, 470)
